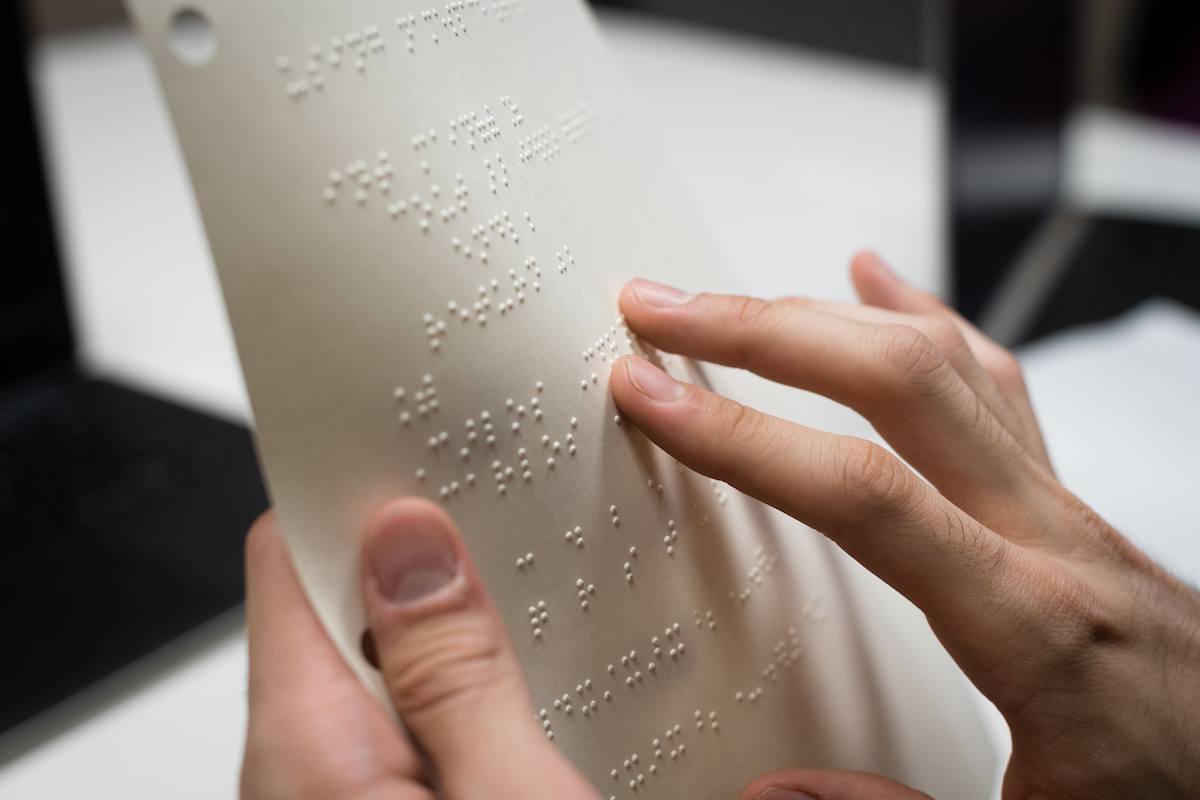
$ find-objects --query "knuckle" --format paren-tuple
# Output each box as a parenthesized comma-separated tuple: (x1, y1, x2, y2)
(1039, 565, 1125, 649)
(877, 323, 949, 393)
(381, 610, 509, 719)
(840, 438, 914, 519)
(924, 316, 969, 358)
(983, 347, 1026, 392)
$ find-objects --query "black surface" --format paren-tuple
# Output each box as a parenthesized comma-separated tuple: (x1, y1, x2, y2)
(1023, 216, 1200, 345)
(0, 370, 267, 735)
(0, 0, 271, 743)
(1128, 0, 1200, 128)
(0, 0, 74, 380)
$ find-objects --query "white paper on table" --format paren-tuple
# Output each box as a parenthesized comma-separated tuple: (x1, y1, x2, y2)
(121, 0, 997, 796)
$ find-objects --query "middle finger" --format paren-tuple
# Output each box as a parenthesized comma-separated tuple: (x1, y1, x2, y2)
(619, 281, 1045, 529)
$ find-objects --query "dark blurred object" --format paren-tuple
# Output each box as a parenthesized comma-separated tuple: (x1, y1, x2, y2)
(953, 0, 1200, 344)
(1024, 216, 1200, 341)
(2, 0, 73, 379)
(589, 0, 926, 68)
(1128, 0, 1200, 128)
(0, 0, 266, 758)
(20, 0, 127, 36)
(946, 0, 1072, 323)
(0, 372, 266, 737)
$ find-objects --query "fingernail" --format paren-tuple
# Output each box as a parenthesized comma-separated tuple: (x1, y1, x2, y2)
(631, 278, 692, 307)
(368, 514, 458, 604)
(755, 790, 819, 800)
(627, 356, 685, 402)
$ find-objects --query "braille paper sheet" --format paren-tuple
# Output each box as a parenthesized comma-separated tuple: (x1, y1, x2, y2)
(124, 0, 996, 796)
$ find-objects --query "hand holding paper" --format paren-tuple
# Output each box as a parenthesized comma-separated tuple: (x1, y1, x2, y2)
(613, 257, 1200, 800)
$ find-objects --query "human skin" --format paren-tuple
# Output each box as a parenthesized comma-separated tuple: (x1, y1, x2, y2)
(240, 253, 1200, 800)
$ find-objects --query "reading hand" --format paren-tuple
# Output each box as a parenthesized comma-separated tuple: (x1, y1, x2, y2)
(240, 501, 599, 800)
(611, 254, 1200, 800)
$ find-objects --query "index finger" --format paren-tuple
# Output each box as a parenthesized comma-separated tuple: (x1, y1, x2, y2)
(609, 355, 1024, 634)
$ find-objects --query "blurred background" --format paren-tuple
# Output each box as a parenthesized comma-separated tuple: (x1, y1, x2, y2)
(2, 0, 1198, 797)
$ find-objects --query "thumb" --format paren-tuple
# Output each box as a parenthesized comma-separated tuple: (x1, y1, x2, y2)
(361, 497, 599, 800)
(739, 769, 935, 800)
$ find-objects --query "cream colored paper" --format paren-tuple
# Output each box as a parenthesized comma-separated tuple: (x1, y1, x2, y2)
(123, 1, 996, 796)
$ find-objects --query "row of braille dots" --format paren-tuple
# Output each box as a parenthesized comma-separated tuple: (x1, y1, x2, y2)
(556, 247, 574, 275)
(661, 518, 679, 556)
(443, 280, 523, 329)
(500, 95, 524, 128)
(395, 14, 420, 53)
(449, 109, 501, 149)
(481, 155, 509, 193)
(408, 1, 509, 53)
(606, 629, 685, 690)
(391, 169, 469, 236)
(402, 379, 561, 498)
(573, 577, 596, 610)
(802, 592, 830, 623)
(324, 152, 393, 204)
(487, 399, 581, 496)
(518, 126, 559, 162)
(277, 27, 383, 98)
(540, 681, 603, 739)
(432, 2, 468, 41)
(527, 599, 548, 640)
(395, 377, 485, 499)
(477, 210, 520, 246)
(560, 102, 598, 144)
(729, 543, 781, 604)
(734, 629, 804, 704)
(420, 308, 451, 352)
(490, 0, 524, 23)
(583, 316, 631, 363)
(748, 542, 779, 585)
(279, 0, 508, 100)
(610, 726, 691, 792)
(388, 186, 458, 232)
(491, 446, 540, 494)
(394, 373, 438, 424)
(709, 477, 731, 508)
(693, 609, 718, 632)
(649, 624, 686, 660)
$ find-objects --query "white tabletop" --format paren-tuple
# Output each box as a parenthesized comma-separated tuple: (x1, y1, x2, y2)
(3, 10, 1197, 799)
